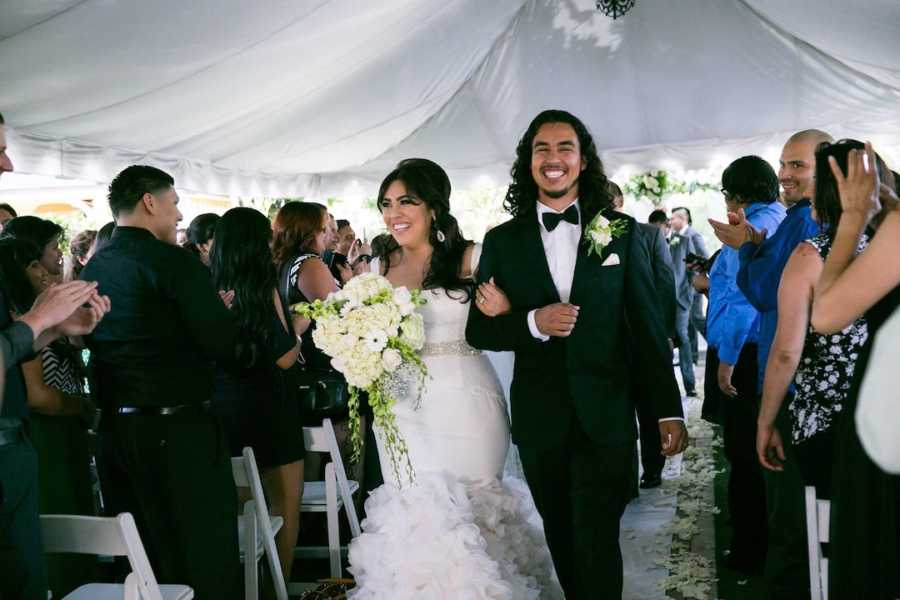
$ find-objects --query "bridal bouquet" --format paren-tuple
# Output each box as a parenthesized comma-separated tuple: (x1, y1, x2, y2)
(295, 273, 427, 483)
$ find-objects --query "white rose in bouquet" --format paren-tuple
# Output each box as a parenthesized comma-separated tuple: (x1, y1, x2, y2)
(382, 348, 402, 372)
(399, 313, 426, 350)
(392, 286, 416, 316)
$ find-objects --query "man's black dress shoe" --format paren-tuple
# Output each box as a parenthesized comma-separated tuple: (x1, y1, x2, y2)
(639, 473, 662, 489)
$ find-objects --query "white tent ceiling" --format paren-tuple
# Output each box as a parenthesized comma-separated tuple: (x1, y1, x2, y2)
(2, 0, 899, 198)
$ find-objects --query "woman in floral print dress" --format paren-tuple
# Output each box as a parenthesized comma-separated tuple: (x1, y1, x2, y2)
(756, 140, 872, 500)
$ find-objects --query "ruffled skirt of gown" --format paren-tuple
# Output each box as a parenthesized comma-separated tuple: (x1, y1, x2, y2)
(348, 472, 562, 599)
(347, 346, 562, 599)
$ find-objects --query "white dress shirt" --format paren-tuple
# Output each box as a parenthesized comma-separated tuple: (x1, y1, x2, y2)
(527, 199, 581, 341)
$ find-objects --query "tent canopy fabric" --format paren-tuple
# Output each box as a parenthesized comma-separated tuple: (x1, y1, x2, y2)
(2, 0, 899, 197)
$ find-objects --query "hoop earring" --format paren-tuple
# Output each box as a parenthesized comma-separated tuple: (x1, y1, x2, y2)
(435, 229, 446, 243)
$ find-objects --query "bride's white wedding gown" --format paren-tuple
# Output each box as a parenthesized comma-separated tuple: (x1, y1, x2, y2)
(347, 253, 562, 599)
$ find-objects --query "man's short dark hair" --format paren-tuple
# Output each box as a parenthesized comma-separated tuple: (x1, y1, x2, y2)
(721, 156, 779, 204)
(648, 209, 668, 225)
(108, 165, 174, 218)
(0, 203, 17, 218)
(672, 206, 692, 225)
(336, 219, 351, 230)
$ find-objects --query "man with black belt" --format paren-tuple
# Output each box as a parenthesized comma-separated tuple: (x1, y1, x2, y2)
(81, 165, 241, 599)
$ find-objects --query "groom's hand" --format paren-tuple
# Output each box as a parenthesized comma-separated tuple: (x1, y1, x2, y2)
(535, 303, 579, 337)
(659, 420, 688, 457)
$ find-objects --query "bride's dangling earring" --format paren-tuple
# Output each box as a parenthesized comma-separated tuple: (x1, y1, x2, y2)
(433, 217, 446, 243)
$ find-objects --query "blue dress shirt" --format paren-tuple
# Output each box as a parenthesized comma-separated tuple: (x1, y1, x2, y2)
(707, 200, 787, 366)
(737, 199, 820, 391)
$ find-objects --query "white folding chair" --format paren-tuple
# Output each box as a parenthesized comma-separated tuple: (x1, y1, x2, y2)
(805, 486, 831, 600)
(231, 447, 288, 600)
(40, 513, 193, 600)
(294, 418, 361, 583)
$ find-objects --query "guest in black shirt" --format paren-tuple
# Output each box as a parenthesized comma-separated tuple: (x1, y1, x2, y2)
(211, 206, 306, 584)
(81, 165, 241, 599)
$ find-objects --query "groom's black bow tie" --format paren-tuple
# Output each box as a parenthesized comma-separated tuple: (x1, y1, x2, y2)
(542, 205, 580, 232)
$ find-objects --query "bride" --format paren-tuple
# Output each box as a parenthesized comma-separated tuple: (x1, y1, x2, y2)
(347, 158, 562, 599)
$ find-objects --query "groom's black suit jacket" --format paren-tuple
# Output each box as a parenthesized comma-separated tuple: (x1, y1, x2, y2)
(465, 208, 683, 449)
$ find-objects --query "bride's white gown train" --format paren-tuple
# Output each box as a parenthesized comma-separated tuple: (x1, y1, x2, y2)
(347, 255, 562, 599)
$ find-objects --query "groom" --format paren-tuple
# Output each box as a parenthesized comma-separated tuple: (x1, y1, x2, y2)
(466, 110, 687, 599)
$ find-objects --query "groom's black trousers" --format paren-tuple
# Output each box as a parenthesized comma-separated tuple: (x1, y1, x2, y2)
(518, 419, 636, 600)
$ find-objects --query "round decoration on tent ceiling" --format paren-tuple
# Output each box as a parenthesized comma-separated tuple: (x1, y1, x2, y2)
(595, 0, 635, 19)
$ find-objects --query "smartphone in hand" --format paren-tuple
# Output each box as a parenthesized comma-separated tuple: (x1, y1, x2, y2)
(684, 252, 710, 273)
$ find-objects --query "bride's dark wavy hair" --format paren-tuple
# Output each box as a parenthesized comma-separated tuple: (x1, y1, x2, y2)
(376, 158, 474, 301)
(504, 109, 612, 224)
(210, 207, 278, 368)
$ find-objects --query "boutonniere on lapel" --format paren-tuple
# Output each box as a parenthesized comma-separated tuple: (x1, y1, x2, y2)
(669, 234, 681, 248)
(584, 213, 628, 257)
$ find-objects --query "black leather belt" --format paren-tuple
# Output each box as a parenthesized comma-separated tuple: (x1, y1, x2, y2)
(115, 404, 202, 416)
(0, 425, 24, 447)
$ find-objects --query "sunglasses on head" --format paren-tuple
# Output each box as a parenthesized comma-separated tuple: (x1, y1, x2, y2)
(815, 138, 864, 154)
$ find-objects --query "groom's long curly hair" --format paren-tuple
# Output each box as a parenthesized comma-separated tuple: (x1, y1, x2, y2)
(504, 110, 612, 223)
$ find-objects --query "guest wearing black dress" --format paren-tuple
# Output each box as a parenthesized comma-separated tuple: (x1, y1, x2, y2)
(810, 142, 900, 599)
(183, 213, 219, 268)
(211, 206, 307, 585)
(272, 202, 341, 384)
(272, 203, 377, 489)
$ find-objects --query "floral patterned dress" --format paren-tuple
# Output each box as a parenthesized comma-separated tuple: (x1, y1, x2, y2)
(789, 232, 869, 444)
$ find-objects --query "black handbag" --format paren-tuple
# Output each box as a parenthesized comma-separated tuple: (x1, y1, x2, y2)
(281, 254, 350, 419)
(296, 368, 350, 419)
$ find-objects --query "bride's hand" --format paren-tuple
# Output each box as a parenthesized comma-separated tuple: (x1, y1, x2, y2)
(476, 278, 511, 317)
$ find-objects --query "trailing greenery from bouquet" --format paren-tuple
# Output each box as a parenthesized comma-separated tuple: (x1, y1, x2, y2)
(295, 273, 428, 485)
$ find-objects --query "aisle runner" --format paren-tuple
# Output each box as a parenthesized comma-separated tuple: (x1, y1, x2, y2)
(651, 397, 720, 599)
(622, 357, 720, 600)
(490, 351, 719, 599)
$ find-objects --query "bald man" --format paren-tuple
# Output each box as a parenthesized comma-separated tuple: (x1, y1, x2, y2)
(710, 128, 831, 598)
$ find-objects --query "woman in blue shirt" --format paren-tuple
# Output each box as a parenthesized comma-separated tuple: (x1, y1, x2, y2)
(707, 155, 786, 572)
